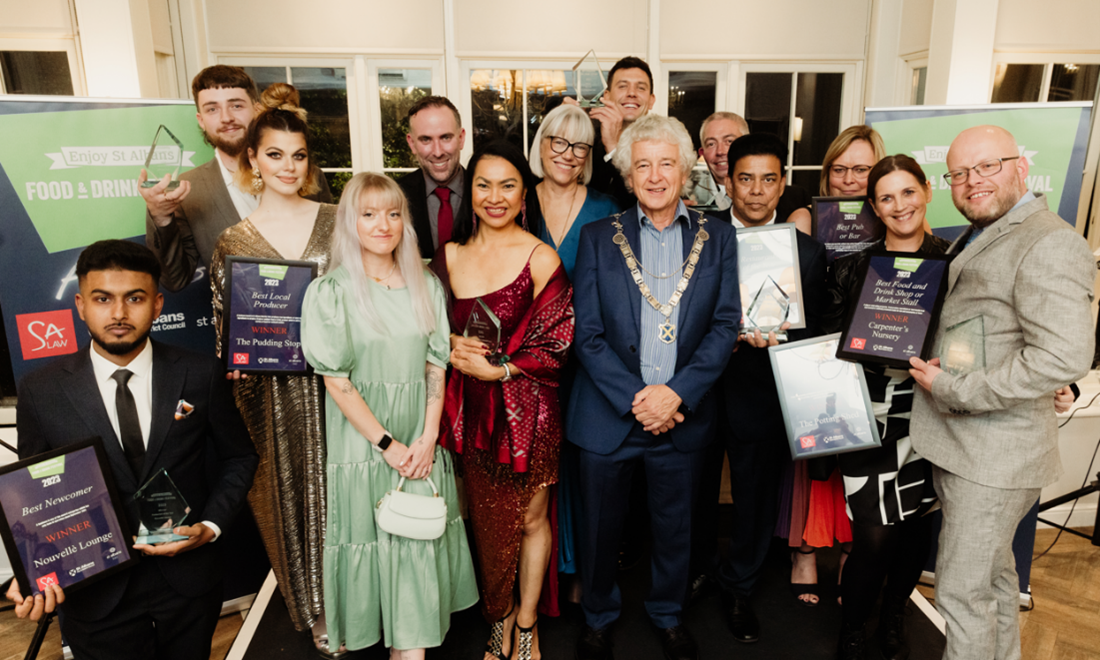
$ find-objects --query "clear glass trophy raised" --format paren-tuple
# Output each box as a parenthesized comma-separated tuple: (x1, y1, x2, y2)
(572, 50, 608, 108)
(744, 276, 791, 341)
(140, 125, 184, 190)
(939, 315, 986, 376)
(464, 297, 506, 365)
(132, 468, 191, 544)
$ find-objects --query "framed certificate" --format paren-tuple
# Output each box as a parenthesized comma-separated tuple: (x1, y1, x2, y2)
(812, 196, 885, 264)
(223, 256, 318, 375)
(735, 224, 805, 332)
(835, 252, 951, 369)
(769, 334, 882, 460)
(0, 438, 138, 597)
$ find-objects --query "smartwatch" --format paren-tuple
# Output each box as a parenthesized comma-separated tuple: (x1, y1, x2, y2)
(374, 433, 394, 452)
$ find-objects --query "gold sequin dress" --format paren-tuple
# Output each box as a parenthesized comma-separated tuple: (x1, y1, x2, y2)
(210, 203, 336, 631)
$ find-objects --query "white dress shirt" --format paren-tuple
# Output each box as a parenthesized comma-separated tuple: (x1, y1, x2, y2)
(730, 210, 777, 229)
(89, 340, 221, 540)
(215, 150, 260, 220)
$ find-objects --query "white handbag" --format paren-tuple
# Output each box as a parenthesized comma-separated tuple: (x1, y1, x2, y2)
(375, 476, 448, 540)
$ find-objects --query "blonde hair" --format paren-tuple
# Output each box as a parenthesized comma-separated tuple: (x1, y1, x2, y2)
(699, 111, 749, 144)
(328, 173, 437, 336)
(612, 114, 696, 196)
(529, 104, 595, 184)
(234, 82, 321, 197)
(819, 125, 886, 196)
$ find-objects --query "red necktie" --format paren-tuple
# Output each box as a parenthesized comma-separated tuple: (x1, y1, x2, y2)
(433, 186, 453, 246)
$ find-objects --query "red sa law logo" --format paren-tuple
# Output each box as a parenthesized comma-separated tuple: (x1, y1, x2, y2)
(799, 435, 816, 449)
(849, 337, 867, 350)
(16, 309, 78, 360)
(233, 353, 250, 365)
(36, 572, 59, 591)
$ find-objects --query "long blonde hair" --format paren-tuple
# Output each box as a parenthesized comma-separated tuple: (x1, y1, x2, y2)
(329, 173, 436, 335)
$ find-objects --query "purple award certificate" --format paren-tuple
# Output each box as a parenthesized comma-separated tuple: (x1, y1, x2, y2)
(812, 196, 886, 264)
(0, 438, 136, 596)
(223, 256, 318, 375)
(836, 252, 950, 369)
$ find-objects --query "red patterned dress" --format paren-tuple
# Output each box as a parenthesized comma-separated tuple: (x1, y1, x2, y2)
(430, 250, 573, 621)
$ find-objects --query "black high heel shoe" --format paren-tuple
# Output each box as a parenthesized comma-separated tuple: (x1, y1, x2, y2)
(513, 617, 538, 660)
(487, 604, 516, 660)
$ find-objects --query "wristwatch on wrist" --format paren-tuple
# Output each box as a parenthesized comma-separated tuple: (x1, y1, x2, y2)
(501, 363, 513, 382)
(373, 433, 394, 453)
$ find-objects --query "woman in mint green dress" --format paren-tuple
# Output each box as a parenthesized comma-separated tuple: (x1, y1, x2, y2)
(302, 172, 477, 658)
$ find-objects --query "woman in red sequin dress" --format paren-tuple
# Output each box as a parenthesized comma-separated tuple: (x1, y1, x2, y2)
(430, 141, 573, 660)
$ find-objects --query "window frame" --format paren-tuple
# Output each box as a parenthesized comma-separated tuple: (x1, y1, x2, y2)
(0, 37, 86, 96)
(989, 53, 1100, 103)
(216, 55, 363, 180)
(365, 57, 445, 175)
(734, 61, 861, 180)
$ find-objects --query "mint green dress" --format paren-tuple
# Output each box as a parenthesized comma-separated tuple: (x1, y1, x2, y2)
(301, 265, 478, 651)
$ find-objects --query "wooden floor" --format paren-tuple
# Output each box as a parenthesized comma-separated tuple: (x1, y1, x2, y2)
(3, 527, 1097, 660)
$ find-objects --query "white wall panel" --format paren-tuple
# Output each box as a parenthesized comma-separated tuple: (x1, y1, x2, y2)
(0, 0, 74, 36)
(898, 0, 933, 56)
(454, 0, 646, 57)
(205, 0, 445, 53)
(995, 0, 1100, 52)
(661, 0, 871, 59)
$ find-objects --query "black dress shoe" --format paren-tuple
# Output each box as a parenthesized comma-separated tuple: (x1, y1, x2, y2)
(722, 594, 760, 643)
(877, 610, 910, 660)
(650, 624, 698, 660)
(687, 573, 711, 607)
(837, 625, 867, 660)
(575, 625, 613, 660)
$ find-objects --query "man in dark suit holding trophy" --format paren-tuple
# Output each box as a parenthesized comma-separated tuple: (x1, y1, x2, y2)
(7, 240, 257, 660)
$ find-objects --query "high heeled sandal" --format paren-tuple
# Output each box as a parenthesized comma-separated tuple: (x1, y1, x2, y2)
(513, 618, 538, 660)
(313, 634, 347, 659)
(487, 604, 516, 660)
(790, 547, 820, 608)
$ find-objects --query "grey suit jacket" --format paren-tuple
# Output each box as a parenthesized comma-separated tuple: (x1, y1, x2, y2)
(145, 159, 333, 292)
(910, 193, 1095, 489)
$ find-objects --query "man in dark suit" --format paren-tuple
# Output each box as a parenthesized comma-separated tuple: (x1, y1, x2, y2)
(569, 115, 740, 660)
(584, 56, 657, 209)
(6, 240, 258, 660)
(396, 95, 469, 258)
(141, 65, 332, 291)
(701, 133, 827, 643)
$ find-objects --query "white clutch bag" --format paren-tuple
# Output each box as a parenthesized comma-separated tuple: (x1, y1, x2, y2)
(375, 476, 447, 540)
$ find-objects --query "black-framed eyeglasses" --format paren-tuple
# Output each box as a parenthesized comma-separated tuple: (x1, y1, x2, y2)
(829, 164, 873, 178)
(942, 156, 1019, 187)
(547, 136, 592, 159)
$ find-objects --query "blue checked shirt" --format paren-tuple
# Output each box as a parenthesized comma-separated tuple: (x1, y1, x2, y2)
(638, 201, 692, 385)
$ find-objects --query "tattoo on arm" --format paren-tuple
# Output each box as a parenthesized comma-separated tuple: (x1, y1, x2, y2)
(426, 369, 444, 403)
(340, 381, 354, 395)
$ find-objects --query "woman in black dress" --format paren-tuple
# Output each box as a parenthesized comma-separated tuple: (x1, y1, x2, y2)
(825, 155, 950, 660)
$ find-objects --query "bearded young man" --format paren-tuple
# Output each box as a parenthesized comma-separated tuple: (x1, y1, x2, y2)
(140, 65, 332, 291)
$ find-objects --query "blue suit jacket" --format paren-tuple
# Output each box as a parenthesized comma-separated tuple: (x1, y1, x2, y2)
(567, 206, 741, 455)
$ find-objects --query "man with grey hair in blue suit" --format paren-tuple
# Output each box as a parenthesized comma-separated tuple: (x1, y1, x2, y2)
(908, 125, 1094, 660)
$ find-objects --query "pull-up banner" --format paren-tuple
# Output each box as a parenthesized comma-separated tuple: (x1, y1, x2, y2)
(0, 97, 216, 387)
(865, 102, 1093, 241)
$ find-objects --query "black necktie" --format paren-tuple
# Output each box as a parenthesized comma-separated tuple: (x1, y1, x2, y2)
(111, 369, 145, 479)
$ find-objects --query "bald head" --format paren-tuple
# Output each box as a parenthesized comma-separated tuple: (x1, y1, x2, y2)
(946, 125, 1029, 228)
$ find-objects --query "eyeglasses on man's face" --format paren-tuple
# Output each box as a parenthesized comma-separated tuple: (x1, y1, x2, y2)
(547, 136, 592, 159)
(942, 156, 1019, 187)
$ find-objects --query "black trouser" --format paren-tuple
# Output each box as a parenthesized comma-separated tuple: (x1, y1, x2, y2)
(840, 514, 934, 628)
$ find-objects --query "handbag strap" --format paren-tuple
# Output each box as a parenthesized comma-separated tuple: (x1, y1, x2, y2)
(394, 476, 440, 497)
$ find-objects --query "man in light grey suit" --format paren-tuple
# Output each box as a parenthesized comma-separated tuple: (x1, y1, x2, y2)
(908, 125, 1095, 660)
(140, 66, 332, 292)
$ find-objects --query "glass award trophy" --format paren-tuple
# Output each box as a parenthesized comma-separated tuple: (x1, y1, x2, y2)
(132, 468, 191, 544)
(939, 315, 986, 376)
(572, 50, 608, 108)
(745, 276, 791, 340)
(140, 125, 184, 190)
(464, 297, 506, 365)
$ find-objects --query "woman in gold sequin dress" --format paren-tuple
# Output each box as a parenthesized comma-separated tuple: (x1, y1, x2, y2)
(430, 141, 574, 660)
(209, 83, 336, 645)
